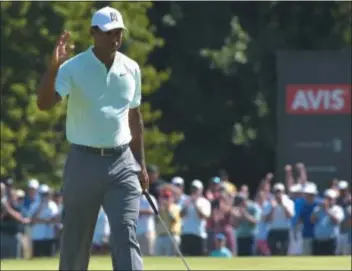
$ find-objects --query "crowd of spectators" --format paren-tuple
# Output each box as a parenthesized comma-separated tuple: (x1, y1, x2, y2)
(1, 162, 351, 259)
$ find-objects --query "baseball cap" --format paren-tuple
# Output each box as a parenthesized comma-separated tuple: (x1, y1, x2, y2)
(215, 233, 226, 241)
(91, 6, 127, 32)
(289, 183, 302, 193)
(324, 188, 338, 199)
(27, 179, 39, 190)
(16, 189, 25, 198)
(273, 183, 285, 192)
(303, 183, 318, 195)
(39, 184, 50, 194)
(211, 177, 221, 184)
(191, 179, 203, 190)
(338, 180, 349, 190)
(171, 176, 184, 186)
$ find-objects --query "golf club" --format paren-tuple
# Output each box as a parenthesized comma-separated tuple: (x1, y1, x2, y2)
(142, 190, 191, 271)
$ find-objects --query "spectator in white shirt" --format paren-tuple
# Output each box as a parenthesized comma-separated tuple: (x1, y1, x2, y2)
(264, 183, 294, 255)
(181, 179, 211, 256)
(171, 176, 189, 209)
(28, 184, 59, 257)
(92, 207, 110, 254)
(136, 193, 157, 256)
(336, 180, 351, 255)
(311, 189, 345, 255)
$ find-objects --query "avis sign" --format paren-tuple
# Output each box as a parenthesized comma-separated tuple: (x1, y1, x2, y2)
(286, 84, 351, 114)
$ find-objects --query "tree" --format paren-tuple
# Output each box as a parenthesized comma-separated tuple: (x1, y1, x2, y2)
(1, 1, 182, 186)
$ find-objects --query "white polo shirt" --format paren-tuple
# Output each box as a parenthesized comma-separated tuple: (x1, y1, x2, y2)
(28, 200, 59, 240)
(55, 47, 142, 147)
(182, 197, 211, 239)
(265, 196, 295, 230)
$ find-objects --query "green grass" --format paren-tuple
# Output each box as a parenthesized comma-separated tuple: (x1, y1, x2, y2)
(1, 256, 351, 270)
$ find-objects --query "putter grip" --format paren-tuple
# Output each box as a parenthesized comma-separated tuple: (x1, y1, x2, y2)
(143, 191, 159, 215)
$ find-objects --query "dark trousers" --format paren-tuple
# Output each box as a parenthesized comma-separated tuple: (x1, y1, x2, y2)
(237, 236, 254, 256)
(313, 238, 336, 255)
(33, 239, 56, 257)
(267, 229, 289, 255)
(181, 234, 206, 256)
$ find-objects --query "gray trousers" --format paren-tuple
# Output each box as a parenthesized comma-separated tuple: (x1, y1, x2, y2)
(0, 233, 21, 259)
(59, 145, 143, 271)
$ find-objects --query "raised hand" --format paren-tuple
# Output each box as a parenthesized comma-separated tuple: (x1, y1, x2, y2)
(51, 30, 74, 69)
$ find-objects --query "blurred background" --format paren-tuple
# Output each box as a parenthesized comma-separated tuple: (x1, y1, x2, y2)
(0, 0, 351, 264)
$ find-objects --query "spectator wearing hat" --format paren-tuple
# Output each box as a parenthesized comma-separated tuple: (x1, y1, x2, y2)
(298, 183, 321, 255)
(23, 179, 40, 216)
(154, 189, 181, 256)
(209, 233, 232, 258)
(28, 184, 59, 257)
(336, 180, 351, 255)
(181, 180, 211, 256)
(136, 192, 157, 256)
(205, 177, 222, 202)
(264, 183, 295, 255)
(311, 189, 344, 255)
(231, 193, 261, 256)
(171, 176, 189, 209)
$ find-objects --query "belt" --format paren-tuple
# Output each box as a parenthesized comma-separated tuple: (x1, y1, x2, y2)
(72, 144, 129, 157)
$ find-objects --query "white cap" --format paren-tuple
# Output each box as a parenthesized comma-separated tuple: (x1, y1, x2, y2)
(171, 176, 184, 186)
(16, 189, 25, 198)
(289, 183, 302, 193)
(273, 183, 285, 192)
(39, 184, 50, 194)
(191, 179, 203, 190)
(27, 179, 39, 189)
(91, 6, 127, 32)
(303, 183, 318, 195)
(338, 180, 349, 190)
(324, 188, 338, 199)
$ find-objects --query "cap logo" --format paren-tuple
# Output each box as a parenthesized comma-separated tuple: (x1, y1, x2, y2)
(110, 12, 118, 22)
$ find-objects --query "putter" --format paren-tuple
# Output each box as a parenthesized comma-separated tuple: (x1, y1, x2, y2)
(143, 191, 191, 271)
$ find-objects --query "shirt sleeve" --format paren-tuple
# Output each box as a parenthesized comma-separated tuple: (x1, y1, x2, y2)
(254, 204, 262, 222)
(129, 64, 142, 108)
(55, 62, 73, 97)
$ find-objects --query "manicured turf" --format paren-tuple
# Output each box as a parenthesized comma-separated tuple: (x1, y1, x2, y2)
(1, 256, 351, 270)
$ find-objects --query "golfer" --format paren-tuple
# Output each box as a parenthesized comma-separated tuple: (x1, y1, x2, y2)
(37, 6, 149, 271)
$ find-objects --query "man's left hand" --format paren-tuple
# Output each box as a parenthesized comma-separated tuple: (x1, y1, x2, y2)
(139, 168, 149, 192)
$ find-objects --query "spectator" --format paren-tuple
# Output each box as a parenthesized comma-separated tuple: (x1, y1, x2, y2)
(311, 189, 344, 255)
(1, 182, 30, 259)
(136, 193, 157, 256)
(23, 179, 40, 216)
(264, 183, 295, 255)
(299, 183, 321, 256)
(92, 207, 110, 255)
(231, 193, 261, 256)
(208, 193, 235, 255)
(171, 176, 189, 209)
(147, 165, 166, 201)
(336, 180, 351, 255)
(209, 233, 232, 258)
(155, 189, 181, 256)
(239, 185, 249, 199)
(28, 184, 59, 257)
(288, 183, 304, 255)
(52, 191, 63, 255)
(219, 170, 237, 196)
(205, 177, 221, 202)
(181, 180, 211, 256)
(254, 190, 271, 256)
